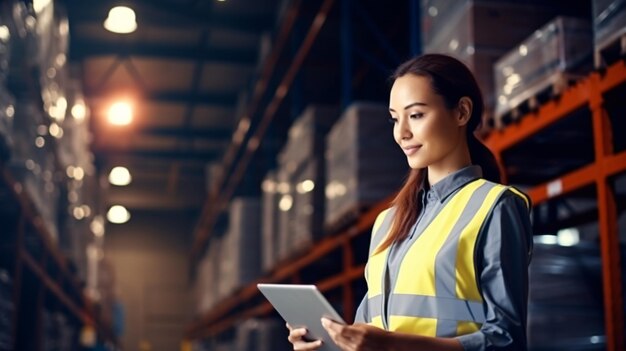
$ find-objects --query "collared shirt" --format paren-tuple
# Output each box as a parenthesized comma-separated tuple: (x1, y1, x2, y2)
(354, 165, 533, 351)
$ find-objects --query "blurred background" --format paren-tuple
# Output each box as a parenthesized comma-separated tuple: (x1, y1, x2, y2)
(0, 0, 625, 350)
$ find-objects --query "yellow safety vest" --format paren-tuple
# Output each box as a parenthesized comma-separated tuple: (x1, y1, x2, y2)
(365, 178, 529, 337)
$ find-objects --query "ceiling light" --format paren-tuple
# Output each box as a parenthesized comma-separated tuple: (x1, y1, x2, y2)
(109, 166, 132, 186)
(104, 6, 137, 34)
(107, 101, 133, 126)
(107, 205, 131, 224)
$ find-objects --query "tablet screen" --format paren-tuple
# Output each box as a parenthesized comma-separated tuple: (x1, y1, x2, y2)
(258, 284, 345, 351)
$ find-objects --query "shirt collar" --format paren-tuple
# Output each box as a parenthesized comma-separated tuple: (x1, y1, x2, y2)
(427, 165, 483, 203)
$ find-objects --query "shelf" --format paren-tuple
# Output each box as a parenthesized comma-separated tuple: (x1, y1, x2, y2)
(186, 60, 626, 351)
(186, 195, 391, 339)
(485, 60, 626, 351)
(191, 0, 337, 262)
(0, 162, 118, 349)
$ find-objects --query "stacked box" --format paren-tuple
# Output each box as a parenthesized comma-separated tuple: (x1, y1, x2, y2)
(421, 0, 562, 111)
(43, 311, 77, 351)
(261, 170, 279, 272)
(276, 105, 338, 261)
(1, 0, 38, 76)
(291, 159, 324, 253)
(0, 270, 13, 351)
(593, 0, 626, 64)
(235, 318, 292, 351)
(494, 17, 592, 122)
(195, 236, 221, 313)
(325, 102, 407, 229)
(527, 242, 626, 350)
(9, 101, 60, 242)
(276, 168, 293, 262)
(219, 198, 261, 297)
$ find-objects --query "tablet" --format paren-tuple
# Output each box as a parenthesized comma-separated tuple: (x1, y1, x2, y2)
(257, 283, 345, 351)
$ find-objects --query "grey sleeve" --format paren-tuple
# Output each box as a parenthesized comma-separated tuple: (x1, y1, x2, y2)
(354, 293, 369, 323)
(456, 191, 533, 351)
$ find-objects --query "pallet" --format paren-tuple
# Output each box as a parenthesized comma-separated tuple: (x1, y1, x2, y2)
(492, 72, 583, 130)
(595, 31, 626, 68)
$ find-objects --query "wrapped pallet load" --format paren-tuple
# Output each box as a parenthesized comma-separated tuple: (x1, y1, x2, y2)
(593, 0, 626, 66)
(9, 100, 60, 242)
(528, 242, 626, 350)
(421, 0, 567, 120)
(195, 236, 222, 314)
(236, 318, 292, 351)
(325, 102, 406, 231)
(276, 105, 338, 260)
(494, 17, 592, 127)
(261, 170, 279, 272)
(219, 198, 261, 297)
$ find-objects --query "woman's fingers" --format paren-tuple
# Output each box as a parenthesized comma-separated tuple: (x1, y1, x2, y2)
(286, 325, 322, 351)
(287, 327, 308, 342)
(293, 339, 323, 351)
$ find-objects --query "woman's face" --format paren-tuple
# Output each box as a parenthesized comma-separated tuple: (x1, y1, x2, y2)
(389, 74, 466, 170)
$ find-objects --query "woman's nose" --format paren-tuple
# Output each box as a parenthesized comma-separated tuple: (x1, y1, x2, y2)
(399, 119, 412, 140)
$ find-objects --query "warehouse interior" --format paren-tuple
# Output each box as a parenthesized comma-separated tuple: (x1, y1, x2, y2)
(1, 0, 625, 350)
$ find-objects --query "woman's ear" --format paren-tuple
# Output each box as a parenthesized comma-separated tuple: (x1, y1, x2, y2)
(457, 97, 473, 126)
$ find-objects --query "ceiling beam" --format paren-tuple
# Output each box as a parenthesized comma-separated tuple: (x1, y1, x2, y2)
(70, 39, 257, 65)
(65, 0, 274, 34)
(85, 88, 237, 107)
(140, 127, 233, 140)
(94, 148, 221, 161)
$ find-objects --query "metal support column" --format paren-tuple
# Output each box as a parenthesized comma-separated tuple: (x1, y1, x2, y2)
(590, 74, 625, 351)
(341, 0, 353, 109)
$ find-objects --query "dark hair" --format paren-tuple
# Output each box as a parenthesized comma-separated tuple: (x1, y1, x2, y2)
(376, 53, 501, 253)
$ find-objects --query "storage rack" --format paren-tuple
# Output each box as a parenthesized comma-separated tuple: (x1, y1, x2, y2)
(0, 165, 117, 350)
(186, 55, 626, 351)
(484, 60, 626, 351)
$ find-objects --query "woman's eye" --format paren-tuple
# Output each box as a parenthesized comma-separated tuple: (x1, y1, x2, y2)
(388, 117, 397, 124)
(409, 112, 424, 119)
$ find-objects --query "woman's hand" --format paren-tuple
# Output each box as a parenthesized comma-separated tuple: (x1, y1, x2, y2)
(286, 323, 323, 351)
(321, 318, 390, 351)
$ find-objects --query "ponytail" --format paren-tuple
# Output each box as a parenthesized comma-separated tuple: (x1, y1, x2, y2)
(468, 133, 501, 183)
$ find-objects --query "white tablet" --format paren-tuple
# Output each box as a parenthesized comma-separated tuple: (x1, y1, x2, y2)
(257, 283, 345, 351)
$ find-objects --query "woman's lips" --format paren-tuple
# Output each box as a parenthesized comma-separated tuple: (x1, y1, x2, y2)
(402, 145, 421, 156)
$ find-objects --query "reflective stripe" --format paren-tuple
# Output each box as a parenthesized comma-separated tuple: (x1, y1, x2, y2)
(394, 180, 485, 296)
(386, 294, 486, 323)
(508, 186, 531, 209)
(364, 178, 527, 336)
(436, 320, 458, 338)
(456, 184, 508, 301)
(369, 208, 395, 256)
(367, 294, 383, 321)
(435, 182, 494, 299)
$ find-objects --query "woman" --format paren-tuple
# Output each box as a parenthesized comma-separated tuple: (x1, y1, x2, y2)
(287, 54, 532, 351)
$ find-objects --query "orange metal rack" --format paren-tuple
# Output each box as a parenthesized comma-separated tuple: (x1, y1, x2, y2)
(485, 60, 626, 351)
(187, 61, 626, 350)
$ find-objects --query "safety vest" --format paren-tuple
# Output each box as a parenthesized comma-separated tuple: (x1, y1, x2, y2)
(365, 178, 529, 337)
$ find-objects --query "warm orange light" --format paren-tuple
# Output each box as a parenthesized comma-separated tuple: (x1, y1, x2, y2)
(108, 101, 133, 126)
